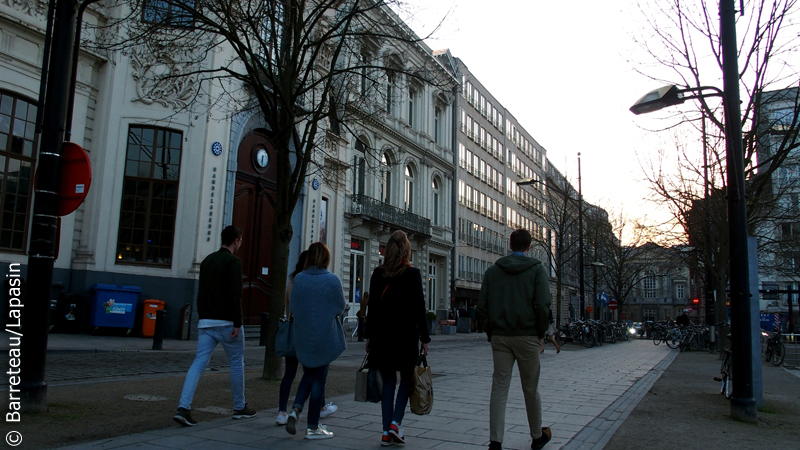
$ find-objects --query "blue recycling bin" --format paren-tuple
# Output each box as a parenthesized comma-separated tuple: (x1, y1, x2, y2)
(89, 284, 142, 329)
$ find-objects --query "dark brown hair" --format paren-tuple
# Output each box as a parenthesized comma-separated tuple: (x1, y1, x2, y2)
(380, 230, 411, 277)
(304, 242, 331, 270)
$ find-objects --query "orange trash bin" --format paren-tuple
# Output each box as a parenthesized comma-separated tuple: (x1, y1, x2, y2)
(142, 300, 166, 337)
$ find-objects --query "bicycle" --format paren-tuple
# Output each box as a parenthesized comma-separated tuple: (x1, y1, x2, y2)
(714, 348, 733, 399)
(764, 329, 785, 366)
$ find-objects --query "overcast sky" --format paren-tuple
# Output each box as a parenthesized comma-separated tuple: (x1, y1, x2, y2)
(398, 0, 676, 228)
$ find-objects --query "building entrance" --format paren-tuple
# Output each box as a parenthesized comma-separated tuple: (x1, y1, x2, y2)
(232, 130, 277, 324)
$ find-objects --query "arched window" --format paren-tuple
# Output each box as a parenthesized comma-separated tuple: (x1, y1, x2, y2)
(404, 164, 414, 211)
(432, 177, 440, 225)
(353, 139, 367, 196)
(379, 153, 391, 203)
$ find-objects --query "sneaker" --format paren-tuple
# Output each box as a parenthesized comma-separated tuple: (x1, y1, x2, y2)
(531, 427, 552, 450)
(320, 402, 338, 418)
(173, 407, 197, 427)
(381, 433, 394, 446)
(305, 424, 334, 440)
(488, 442, 502, 450)
(276, 411, 288, 425)
(286, 410, 298, 435)
(388, 423, 405, 444)
(233, 404, 258, 419)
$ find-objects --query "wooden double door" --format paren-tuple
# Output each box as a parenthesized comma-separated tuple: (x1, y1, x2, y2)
(232, 130, 277, 325)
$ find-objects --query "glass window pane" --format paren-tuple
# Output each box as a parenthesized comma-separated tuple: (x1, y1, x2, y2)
(0, 96, 11, 115)
(14, 101, 27, 120)
(0, 114, 10, 134)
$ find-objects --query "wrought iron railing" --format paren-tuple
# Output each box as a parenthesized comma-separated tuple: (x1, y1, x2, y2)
(350, 194, 431, 236)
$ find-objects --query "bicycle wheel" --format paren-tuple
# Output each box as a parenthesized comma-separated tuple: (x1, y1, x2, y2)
(719, 373, 728, 396)
(652, 330, 662, 345)
(610, 333, 616, 344)
(765, 346, 773, 363)
(772, 343, 785, 366)
(665, 332, 681, 349)
(582, 332, 595, 348)
(558, 331, 569, 346)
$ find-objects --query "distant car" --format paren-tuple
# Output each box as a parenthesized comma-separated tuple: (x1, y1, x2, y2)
(630, 322, 646, 338)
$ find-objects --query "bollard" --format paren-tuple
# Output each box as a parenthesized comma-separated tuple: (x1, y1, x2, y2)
(259, 312, 269, 346)
(152, 309, 165, 350)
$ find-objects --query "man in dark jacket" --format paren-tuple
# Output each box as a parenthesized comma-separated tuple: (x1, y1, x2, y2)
(173, 225, 257, 426)
(478, 228, 552, 450)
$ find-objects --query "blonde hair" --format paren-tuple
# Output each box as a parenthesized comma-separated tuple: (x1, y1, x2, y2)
(380, 230, 411, 277)
(304, 242, 331, 270)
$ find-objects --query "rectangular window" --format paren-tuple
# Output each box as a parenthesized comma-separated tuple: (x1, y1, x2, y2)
(319, 197, 328, 245)
(434, 108, 441, 145)
(408, 88, 415, 128)
(459, 254, 465, 279)
(0, 92, 37, 251)
(386, 72, 394, 115)
(675, 283, 685, 300)
(116, 126, 182, 265)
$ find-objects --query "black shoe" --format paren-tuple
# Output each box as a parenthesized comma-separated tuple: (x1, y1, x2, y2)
(531, 427, 552, 450)
(233, 403, 258, 419)
(173, 407, 197, 426)
(489, 441, 502, 450)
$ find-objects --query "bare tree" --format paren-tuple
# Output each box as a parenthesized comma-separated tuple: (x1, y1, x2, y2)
(536, 167, 581, 326)
(633, 0, 800, 309)
(596, 210, 664, 319)
(91, 0, 451, 379)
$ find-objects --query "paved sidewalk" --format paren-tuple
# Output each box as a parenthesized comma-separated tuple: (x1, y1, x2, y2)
(51, 336, 676, 450)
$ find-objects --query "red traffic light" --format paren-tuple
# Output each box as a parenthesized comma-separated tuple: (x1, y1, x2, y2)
(692, 298, 700, 305)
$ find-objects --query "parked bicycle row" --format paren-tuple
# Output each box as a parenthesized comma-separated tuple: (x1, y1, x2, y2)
(557, 319, 633, 348)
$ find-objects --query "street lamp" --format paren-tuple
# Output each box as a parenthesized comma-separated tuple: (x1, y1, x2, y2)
(629, 0, 756, 423)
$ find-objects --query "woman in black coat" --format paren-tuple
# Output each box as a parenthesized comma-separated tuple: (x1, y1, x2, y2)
(366, 230, 430, 447)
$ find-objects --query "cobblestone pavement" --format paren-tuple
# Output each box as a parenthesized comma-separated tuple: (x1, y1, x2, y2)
(48, 334, 676, 450)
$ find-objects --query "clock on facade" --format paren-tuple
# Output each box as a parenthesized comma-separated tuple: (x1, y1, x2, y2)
(211, 142, 222, 156)
(312, 178, 320, 190)
(255, 148, 269, 168)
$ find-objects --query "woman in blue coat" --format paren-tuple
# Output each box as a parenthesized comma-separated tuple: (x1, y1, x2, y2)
(366, 230, 431, 446)
(285, 242, 346, 440)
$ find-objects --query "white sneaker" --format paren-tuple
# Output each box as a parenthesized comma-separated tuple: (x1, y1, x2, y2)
(319, 402, 338, 418)
(305, 424, 334, 439)
(275, 411, 288, 425)
(286, 410, 298, 435)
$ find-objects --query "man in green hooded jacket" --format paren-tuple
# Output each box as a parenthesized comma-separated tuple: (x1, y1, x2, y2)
(478, 228, 552, 450)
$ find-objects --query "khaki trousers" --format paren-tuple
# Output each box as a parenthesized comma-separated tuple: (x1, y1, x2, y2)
(489, 335, 543, 443)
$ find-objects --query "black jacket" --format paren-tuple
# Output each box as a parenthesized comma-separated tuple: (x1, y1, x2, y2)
(197, 248, 243, 328)
(365, 266, 431, 371)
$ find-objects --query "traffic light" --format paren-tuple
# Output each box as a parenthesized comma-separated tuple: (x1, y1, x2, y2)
(692, 298, 700, 305)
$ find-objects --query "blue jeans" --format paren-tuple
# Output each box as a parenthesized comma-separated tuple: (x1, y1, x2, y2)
(380, 367, 413, 432)
(279, 356, 299, 412)
(178, 326, 245, 410)
(292, 364, 329, 428)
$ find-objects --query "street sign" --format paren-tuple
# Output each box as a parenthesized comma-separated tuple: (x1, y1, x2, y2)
(586, 306, 594, 313)
(608, 300, 618, 311)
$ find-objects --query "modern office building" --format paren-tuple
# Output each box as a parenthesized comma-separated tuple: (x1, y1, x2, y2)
(434, 52, 548, 314)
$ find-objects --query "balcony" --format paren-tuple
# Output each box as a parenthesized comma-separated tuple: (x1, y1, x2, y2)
(350, 194, 431, 237)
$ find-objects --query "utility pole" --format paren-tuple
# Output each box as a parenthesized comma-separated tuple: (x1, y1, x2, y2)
(578, 152, 585, 320)
(720, 0, 756, 423)
(20, 0, 79, 412)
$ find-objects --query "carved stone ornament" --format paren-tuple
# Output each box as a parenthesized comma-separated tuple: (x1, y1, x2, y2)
(1, 0, 46, 18)
(129, 46, 198, 109)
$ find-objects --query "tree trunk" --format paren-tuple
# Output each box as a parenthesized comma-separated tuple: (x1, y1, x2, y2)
(262, 213, 292, 380)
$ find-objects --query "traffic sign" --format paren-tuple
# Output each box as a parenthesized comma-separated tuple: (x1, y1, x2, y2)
(608, 300, 618, 311)
(586, 306, 594, 313)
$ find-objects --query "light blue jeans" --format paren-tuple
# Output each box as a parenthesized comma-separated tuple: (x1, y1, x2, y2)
(178, 326, 245, 410)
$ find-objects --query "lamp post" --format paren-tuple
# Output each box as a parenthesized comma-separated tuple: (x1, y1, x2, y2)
(578, 153, 585, 320)
(629, 0, 756, 423)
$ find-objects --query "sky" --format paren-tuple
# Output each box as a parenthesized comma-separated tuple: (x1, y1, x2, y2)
(398, 0, 676, 229)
